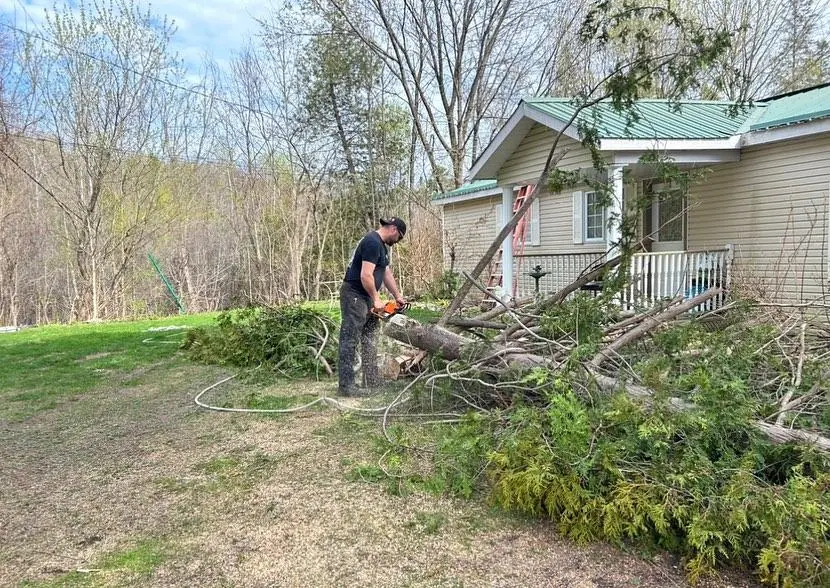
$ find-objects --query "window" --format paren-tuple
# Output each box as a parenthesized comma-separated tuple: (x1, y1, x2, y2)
(585, 191, 605, 241)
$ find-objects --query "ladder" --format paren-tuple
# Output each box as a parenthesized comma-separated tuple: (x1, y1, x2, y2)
(486, 184, 534, 297)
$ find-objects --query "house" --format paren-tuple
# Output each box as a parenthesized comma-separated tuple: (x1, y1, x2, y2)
(433, 84, 830, 308)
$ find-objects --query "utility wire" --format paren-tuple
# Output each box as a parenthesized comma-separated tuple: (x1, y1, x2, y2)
(3, 129, 290, 169)
(0, 21, 283, 123)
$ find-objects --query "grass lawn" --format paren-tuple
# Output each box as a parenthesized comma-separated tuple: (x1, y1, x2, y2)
(0, 313, 217, 420)
(0, 301, 442, 421)
(0, 302, 755, 588)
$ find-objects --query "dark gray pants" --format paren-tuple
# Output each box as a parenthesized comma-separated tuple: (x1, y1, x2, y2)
(338, 282, 381, 393)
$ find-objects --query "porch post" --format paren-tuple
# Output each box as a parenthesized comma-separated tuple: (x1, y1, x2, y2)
(501, 185, 514, 300)
(607, 165, 624, 255)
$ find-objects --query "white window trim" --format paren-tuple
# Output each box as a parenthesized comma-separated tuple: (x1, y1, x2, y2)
(573, 191, 583, 244)
(529, 197, 541, 246)
(498, 186, 540, 247)
(584, 190, 606, 243)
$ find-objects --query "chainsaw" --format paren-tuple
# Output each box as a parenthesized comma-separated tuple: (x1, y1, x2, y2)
(369, 300, 411, 320)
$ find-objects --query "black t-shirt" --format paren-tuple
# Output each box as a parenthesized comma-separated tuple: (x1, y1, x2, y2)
(344, 231, 389, 298)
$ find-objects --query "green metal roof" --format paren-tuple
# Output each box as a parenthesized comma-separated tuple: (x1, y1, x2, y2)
(751, 84, 830, 130)
(524, 97, 753, 139)
(434, 85, 830, 202)
(433, 179, 497, 201)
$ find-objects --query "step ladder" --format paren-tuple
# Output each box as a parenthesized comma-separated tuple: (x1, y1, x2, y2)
(485, 184, 535, 298)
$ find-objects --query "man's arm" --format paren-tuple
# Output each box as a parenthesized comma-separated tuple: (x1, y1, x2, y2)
(360, 261, 384, 311)
(383, 267, 406, 305)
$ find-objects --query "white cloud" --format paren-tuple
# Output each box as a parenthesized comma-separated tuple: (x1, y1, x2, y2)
(139, 0, 276, 70)
(1, 0, 277, 72)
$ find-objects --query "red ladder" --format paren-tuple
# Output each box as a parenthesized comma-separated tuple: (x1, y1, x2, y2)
(485, 184, 535, 297)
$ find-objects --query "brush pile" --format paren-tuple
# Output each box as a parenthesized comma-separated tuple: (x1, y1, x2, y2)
(380, 277, 830, 585)
(387, 282, 830, 452)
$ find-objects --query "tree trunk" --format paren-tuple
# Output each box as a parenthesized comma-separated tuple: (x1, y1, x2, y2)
(593, 372, 830, 452)
(384, 314, 551, 369)
(384, 314, 830, 454)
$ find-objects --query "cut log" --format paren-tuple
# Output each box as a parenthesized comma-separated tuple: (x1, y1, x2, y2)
(384, 314, 551, 369)
(380, 352, 418, 380)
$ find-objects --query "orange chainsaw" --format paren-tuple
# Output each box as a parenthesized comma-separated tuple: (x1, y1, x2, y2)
(369, 300, 410, 320)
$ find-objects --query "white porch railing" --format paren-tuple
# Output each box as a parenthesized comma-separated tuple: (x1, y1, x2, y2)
(624, 246, 733, 312)
(513, 245, 733, 311)
(513, 252, 605, 298)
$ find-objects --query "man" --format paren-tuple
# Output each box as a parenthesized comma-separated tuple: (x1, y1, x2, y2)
(338, 217, 407, 396)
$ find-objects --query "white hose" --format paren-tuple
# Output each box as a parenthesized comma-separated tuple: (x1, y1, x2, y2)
(157, 324, 450, 419)
(193, 372, 462, 419)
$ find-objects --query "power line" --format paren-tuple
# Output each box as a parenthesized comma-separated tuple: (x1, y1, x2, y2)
(0, 19, 335, 168)
(0, 19, 441, 177)
(0, 21, 284, 123)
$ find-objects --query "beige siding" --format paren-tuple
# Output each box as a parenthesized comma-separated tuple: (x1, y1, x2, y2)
(439, 124, 605, 280)
(497, 124, 594, 186)
(441, 196, 501, 276)
(442, 123, 830, 304)
(688, 134, 830, 303)
(529, 187, 606, 256)
(499, 124, 605, 257)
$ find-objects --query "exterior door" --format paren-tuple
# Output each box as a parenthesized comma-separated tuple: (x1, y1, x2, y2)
(643, 180, 685, 252)
(641, 180, 687, 300)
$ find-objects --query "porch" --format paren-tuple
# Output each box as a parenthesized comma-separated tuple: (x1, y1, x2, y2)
(513, 245, 733, 311)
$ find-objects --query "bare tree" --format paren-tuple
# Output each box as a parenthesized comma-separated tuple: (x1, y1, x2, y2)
(690, 0, 830, 100)
(438, 1, 735, 323)
(3, 0, 186, 320)
(321, 0, 581, 190)
(775, 0, 830, 92)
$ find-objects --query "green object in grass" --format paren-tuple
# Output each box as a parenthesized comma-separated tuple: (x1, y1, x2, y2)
(148, 253, 185, 314)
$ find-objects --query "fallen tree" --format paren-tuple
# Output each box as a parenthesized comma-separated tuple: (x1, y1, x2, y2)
(376, 276, 830, 588)
(384, 285, 830, 453)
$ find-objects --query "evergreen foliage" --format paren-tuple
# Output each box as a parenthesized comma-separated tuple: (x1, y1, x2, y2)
(407, 299, 830, 586)
(182, 304, 338, 378)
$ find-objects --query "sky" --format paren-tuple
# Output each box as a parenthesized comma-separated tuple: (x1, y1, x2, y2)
(0, 0, 276, 74)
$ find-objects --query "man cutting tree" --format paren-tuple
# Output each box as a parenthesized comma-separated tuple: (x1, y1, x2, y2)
(338, 217, 408, 397)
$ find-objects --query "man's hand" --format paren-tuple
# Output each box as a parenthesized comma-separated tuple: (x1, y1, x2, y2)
(395, 295, 407, 307)
(372, 297, 385, 314)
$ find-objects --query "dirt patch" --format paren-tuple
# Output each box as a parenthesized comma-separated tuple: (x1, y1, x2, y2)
(0, 366, 759, 587)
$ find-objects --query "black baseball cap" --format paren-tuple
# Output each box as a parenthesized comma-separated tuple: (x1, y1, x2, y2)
(380, 217, 407, 238)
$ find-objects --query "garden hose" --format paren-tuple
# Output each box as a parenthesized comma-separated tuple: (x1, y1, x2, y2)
(192, 372, 416, 416)
(142, 325, 446, 419)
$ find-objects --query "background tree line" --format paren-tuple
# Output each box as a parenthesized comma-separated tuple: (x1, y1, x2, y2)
(0, 0, 827, 325)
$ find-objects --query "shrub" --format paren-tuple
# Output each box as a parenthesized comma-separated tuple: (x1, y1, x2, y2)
(182, 304, 337, 378)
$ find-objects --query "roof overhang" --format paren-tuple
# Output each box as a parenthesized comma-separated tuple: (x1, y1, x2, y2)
(741, 116, 830, 147)
(433, 185, 503, 206)
(467, 98, 829, 183)
(605, 137, 743, 165)
(469, 103, 747, 180)
(468, 102, 583, 181)
(600, 137, 741, 152)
